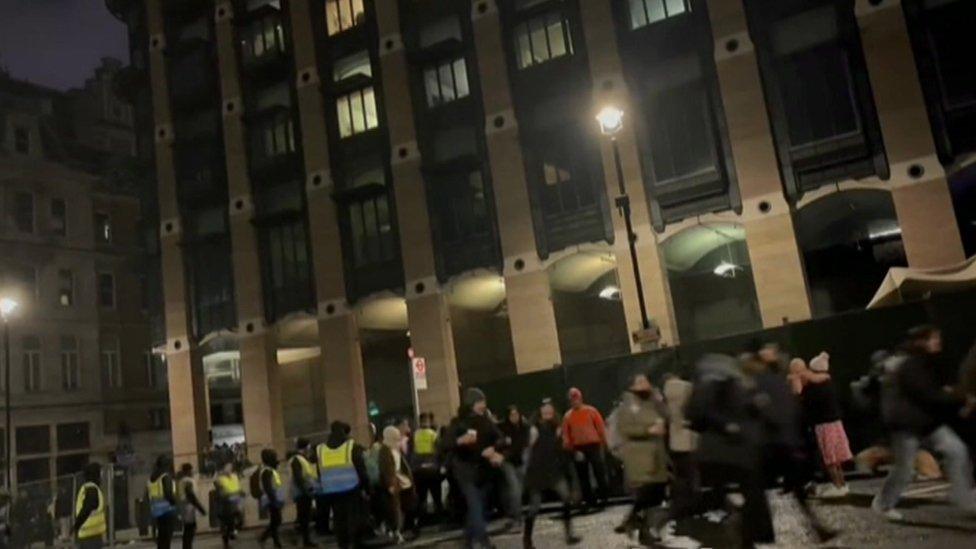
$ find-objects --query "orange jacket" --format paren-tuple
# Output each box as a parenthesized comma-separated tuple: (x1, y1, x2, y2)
(561, 405, 607, 450)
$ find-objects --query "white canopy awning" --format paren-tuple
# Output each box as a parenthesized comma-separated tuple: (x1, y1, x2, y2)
(867, 256, 976, 309)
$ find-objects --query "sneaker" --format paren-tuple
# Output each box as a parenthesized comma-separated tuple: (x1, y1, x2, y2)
(871, 496, 904, 521)
(817, 484, 850, 499)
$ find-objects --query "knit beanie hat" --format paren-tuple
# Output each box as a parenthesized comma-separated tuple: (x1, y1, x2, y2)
(464, 387, 486, 407)
(810, 352, 830, 373)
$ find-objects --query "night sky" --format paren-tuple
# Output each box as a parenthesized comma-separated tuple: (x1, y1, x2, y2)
(0, 0, 129, 91)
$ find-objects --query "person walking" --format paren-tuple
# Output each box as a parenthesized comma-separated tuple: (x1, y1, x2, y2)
(802, 352, 853, 498)
(73, 463, 106, 549)
(289, 438, 318, 547)
(449, 387, 504, 549)
(662, 374, 698, 514)
(522, 398, 580, 549)
(561, 387, 609, 511)
(614, 373, 670, 545)
(379, 425, 418, 543)
(147, 455, 178, 549)
(176, 463, 206, 549)
(498, 405, 529, 529)
(874, 326, 976, 520)
(258, 449, 285, 548)
(214, 460, 245, 548)
(317, 421, 369, 549)
(410, 413, 443, 526)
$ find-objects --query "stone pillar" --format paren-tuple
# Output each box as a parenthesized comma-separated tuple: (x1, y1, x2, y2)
(472, 0, 562, 372)
(855, 0, 964, 268)
(288, 0, 370, 439)
(146, 0, 208, 463)
(215, 1, 285, 456)
(375, 0, 462, 413)
(708, 0, 812, 326)
(578, 0, 679, 348)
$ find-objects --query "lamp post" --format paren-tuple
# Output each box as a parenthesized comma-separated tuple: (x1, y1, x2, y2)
(0, 297, 18, 490)
(596, 106, 651, 332)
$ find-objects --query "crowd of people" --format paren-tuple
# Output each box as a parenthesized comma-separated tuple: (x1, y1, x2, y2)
(63, 324, 976, 549)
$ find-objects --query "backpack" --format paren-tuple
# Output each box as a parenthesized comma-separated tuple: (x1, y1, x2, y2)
(249, 468, 263, 499)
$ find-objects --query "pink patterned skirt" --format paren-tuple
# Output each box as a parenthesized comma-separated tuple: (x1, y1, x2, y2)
(815, 420, 853, 467)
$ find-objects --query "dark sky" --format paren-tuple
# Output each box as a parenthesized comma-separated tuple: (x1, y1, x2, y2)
(0, 0, 128, 91)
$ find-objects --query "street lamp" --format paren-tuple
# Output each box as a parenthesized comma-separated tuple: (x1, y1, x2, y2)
(595, 106, 651, 333)
(0, 297, 17, 490)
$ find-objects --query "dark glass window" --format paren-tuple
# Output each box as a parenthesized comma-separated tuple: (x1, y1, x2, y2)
(186, 208, 236, 337)
(13, 192, 34, 233)
(348, 194, 395, 268)
(16, 425, 50, 455)
(629, 0, 690, 29)
(13, 126, 30, 154)
(251, 110, 296, 160)
(58, 269, 74, 307)
(424, 58, 470, 107)
(50, 199, 67, 236)
(538, 149, 595, 217)
(241, 14, 286, 64)
(261, 217, 312, 318)
(17, 458, 50, 485)
(95, 212, 112, 243)
(433, 172, 491, 245)
(98, 273, 115, 308)
(513, 11, 574, 69)
(22, 336, 41, 393)
(56, 423, 90, 451)
(61, 336, 80, 391)
(56, 454, 89, 477)
(326, 0, 365, 36)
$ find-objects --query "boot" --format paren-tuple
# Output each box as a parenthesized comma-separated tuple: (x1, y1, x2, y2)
(522, 516, 536, 549)
(563, 515, 581, 545)
(637, 509, 662, 547)
(614, 509, 641, 537)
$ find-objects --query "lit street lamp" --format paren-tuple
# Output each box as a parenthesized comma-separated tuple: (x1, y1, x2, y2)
(1, 297, 17, 490)
(596, 106, 652, 335)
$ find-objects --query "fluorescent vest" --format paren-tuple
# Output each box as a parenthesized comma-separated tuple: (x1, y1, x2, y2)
(216, 473, 243, 504)
(147, 474, 176, 518)
(75, 482, 106, 540)
(259, 467, 285, 508)
(290, 454, 318, 492)
(414, 428, 438, 455)
(317, 440, 359, 494)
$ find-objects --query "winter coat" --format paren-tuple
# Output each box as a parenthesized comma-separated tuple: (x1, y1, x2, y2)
(663, 377, 698, 453)
(378, 446, 415, 496)
(524, 420, 569, 491)
(802, 380, 842, 425)
(883, 352, 962, 435)
(686, 368, 761, 470)
(498, 420, 530, 467)
(615, 392, 669, 488)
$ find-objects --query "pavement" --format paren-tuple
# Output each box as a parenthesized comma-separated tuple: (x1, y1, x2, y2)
(113, 477, 976, 549)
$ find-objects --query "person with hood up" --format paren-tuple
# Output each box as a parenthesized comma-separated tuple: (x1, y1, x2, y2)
(316, 421, 369, 548)
(614, 372, 670, 545)
(561, 387, 609, 511)
(176, 463, 206, 549)
(146, 455, 178, 549)
(289, 438, 318, 547)
(258, 449, 286, 548)
(449, 387, 504, 549)
(874, 326, 976, 520)
(379, 425, 418, 543)
(522, 398, 580, 549)
(802, 352, 853, 498)
(73, 462, 106, 549)
(214, 460, 245, 548)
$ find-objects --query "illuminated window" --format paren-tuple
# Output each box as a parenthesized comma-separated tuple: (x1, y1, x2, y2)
(629, 0, 690, 30)
(95, 212, 112, 243)
(326, 0, 365, 36)
(242, 15, 286, 62)
(424, 58, 470, 107)
(22, 336, 42, 393)
(336, 87, 378, 137)
(514, 11, 574, 69)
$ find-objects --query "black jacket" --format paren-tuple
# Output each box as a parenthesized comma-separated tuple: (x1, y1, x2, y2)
(802, 380, 842, 425)
(884, 352, 961, 435)
(687, 375, 761, 470)
(498, 420, 530, 467)
(448, 411, 501, 465)
(524, 420, 568, 491)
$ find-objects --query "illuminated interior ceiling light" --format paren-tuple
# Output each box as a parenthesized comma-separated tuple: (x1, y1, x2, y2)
(599, 285, 621, 300)
(596, 105, 624, 136)
(713, 261, 741, 278)
(868, 227, 902, 240)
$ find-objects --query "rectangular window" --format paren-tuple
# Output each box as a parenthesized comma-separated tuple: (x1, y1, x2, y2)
(98, 273, 115, 308)
(514, 11, 574, 69)
(145, 352, 166, 389)
(325, 0, 365, 36)
(13, 192, 34, 233)
(15, 425, 50, 455)
(16, 458, 50, 485)
(434, 171, 491, 245)
(50, 199, 67, 236)
(253, 111, 296, 160)
(102, 337, 122, 389)
(149, 408, 169, 430)
(61, 336, 80, 391)
(336, 87, 378, 138)
(22, 336, 42, 393)
(333, 50, 372, 82)
(348, 193, 395, 268)
(94, 212, 112, 243)
(424, 58, 470, 107)
(56, 422, 90, 451)
(629, 0, 690, 29)
(58, 269, 74, 307)
(242, 15, 286, 63)
(13, 126, 30, 154)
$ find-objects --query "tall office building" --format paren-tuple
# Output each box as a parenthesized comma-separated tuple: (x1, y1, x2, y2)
(107, 0, 975, 460)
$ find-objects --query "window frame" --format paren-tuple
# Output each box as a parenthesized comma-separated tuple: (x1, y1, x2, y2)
(13, 126, 30, 154)
(423, 57, 471, 108)
(512, 9, 576, 70)
(101, 337, 122, 389)
(335, 86, 379, 138)
(58, 269, 74, 307)
(628, 0, 691, 30)
(325, 0, 365, 36)
(94, 212, 113, 244)
(22, 336, 42, 393)
(50, 198, 67, 237)
(60, 336, 81, 391)
(97, 272, 116, 309)
(13, 191, 34, 234)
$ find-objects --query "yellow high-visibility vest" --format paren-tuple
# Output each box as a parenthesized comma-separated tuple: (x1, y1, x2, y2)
(290, 454, 317, 483)
(414, 428, 438, 455)
(216, 473, 242, 502)
(75, 482, 106, 540)
(317, 440, 359, 494)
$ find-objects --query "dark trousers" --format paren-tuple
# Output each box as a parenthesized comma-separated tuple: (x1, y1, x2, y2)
(219, 509, 242, 547)
(454, 462, 490, 546)
(78, 539, 103, 549)
(259, 506, 282, 548)
(294, 495, 313, 545)
(414, 467, 443, 521)
(314, 495, 331, 535)
(573, 444, 608, 507)
(155, 513, 174, 549)
(329, 491, 362, 549)
(182, 521, 197, 549)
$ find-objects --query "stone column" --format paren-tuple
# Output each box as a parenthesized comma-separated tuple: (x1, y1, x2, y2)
(288, 0, 370, 442)
(472, 0, 562, 372)
(855, 0, 965, 268)
(375, 1, 461, 417)
(215, 1, 285, 456)
(707, 0, 812, 326)
(146, 0, 209, 464)
(578, 0, 679, 348)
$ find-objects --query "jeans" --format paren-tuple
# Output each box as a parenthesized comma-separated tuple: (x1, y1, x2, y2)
(572, 444, 608, 507)
(182, 521, 197, 549)
(500, 462, 524, 521)
(877, 426, 976, 510)
(454, 462, 490, 546)
(414, 466, 444, 521)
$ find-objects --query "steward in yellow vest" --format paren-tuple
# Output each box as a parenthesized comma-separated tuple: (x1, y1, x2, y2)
(73, 463, 106, 548)
(316, 421, 368, 547)
(146, 455, 178, 547)
(289, 438, 317, 547)
(214, 460, 245, 545)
